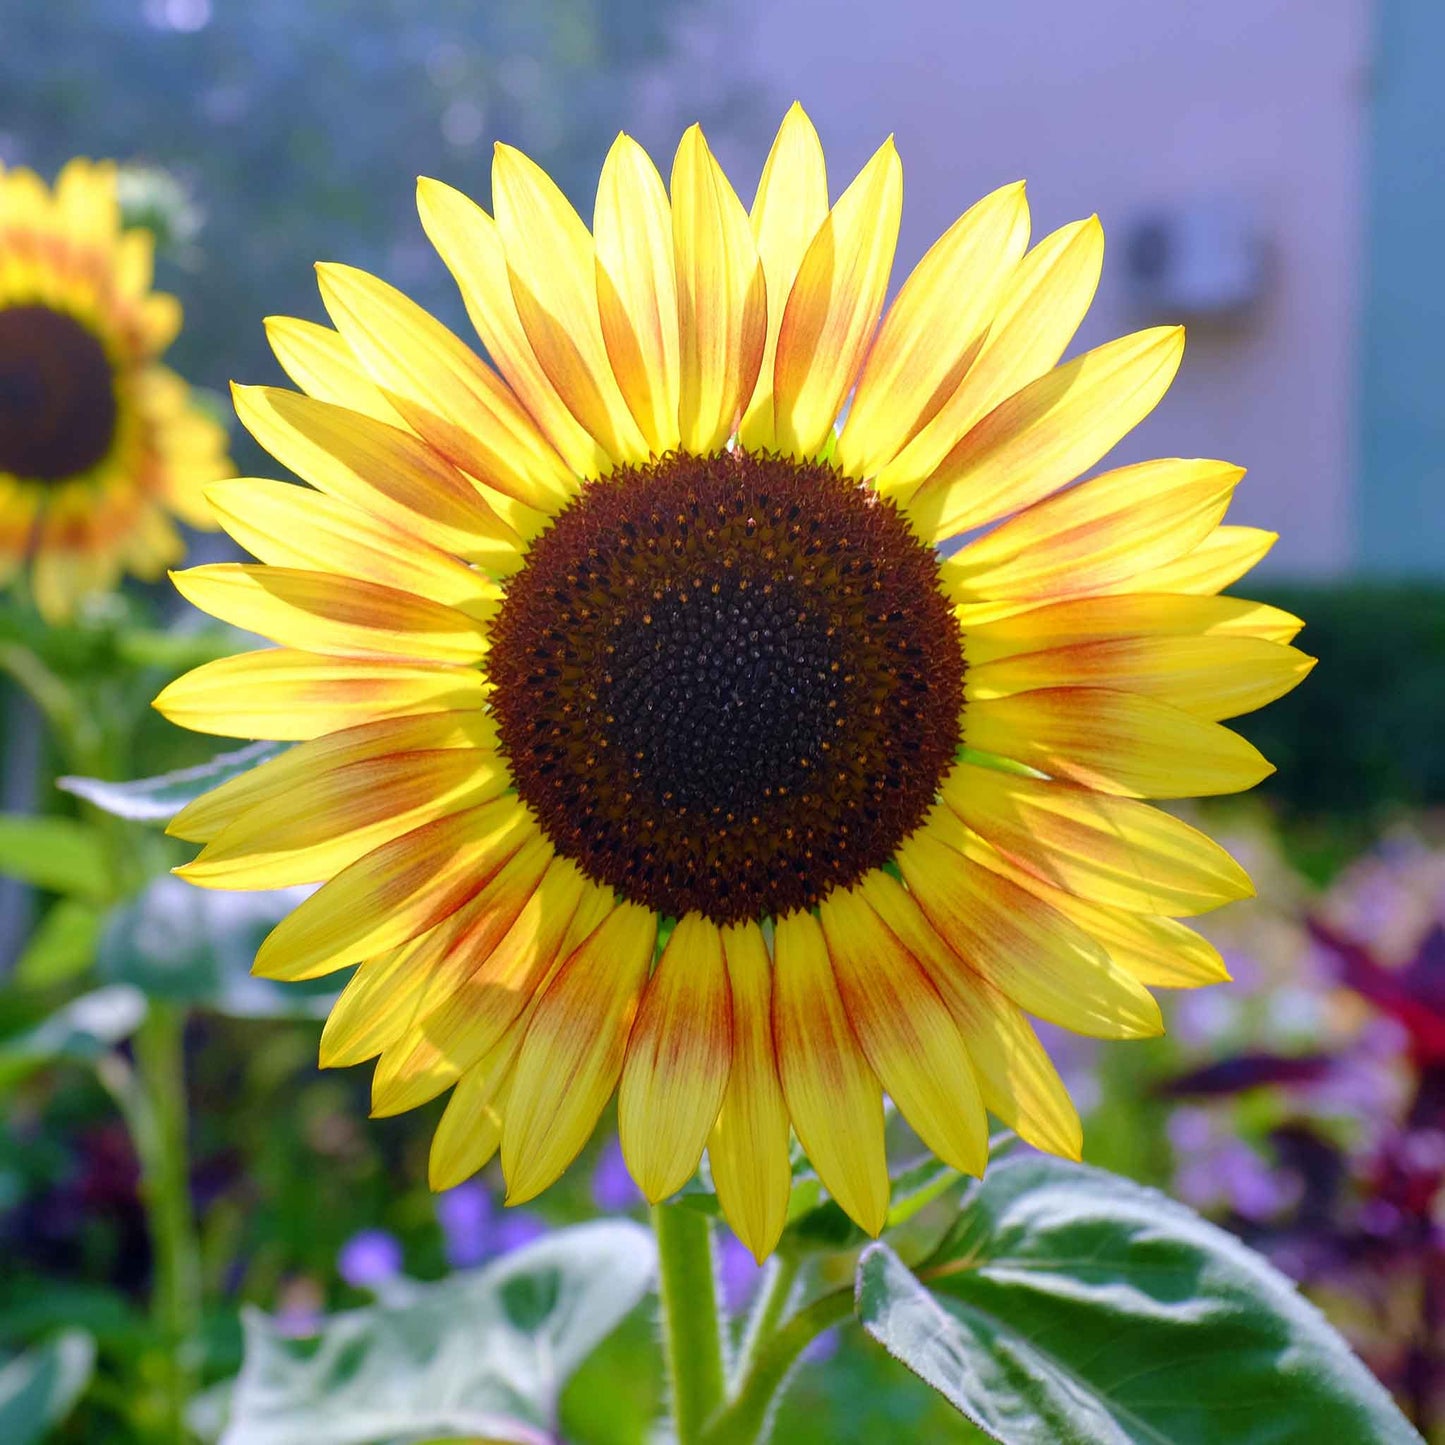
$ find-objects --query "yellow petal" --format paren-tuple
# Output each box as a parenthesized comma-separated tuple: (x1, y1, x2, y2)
(154, 649, 488, 742)
(263, 316, 405, 425)
(708, 921, 792, 1262)
(205, 478, 499, 619)
(738, 103, 829, 452)
(897, 820, 1163, 1039)
(416, 177, 610, 480)
(401, 854, 595, 1083)
(429, 1040, 518, 1190)
(315, 265, 572, 520)
(491, 143, 650, 467)
(170, 564, 491, 665)
(965, 843, 1230, 990)
(671, 125, 768, 454)
(906, 326, 1185, 544)
(963, 687, 1274, 798)
(503, 903, 658, 1204)
(594, 134, 681, 455)
(1111, 524, 1279, 596)
(836, 181, 1030, 480)
(772, 137, 902, 460)
(877, 216, 1104, 502)
(252, 796, 534, 980)
(819, 885, 988, 1176)
(859, 871, 1082, 1159)
(168, 711, 495, 843)
(942, 458, 1243, 603)
(178, 747, 509, 890)
(232, 384, 524, 571)
(963, 593, 1306, 663)
(966, 635, 1316, 723)
(772, 909, 888, 1236)
(942, 761, 1254, 916)
(618, 914, 733, 1202)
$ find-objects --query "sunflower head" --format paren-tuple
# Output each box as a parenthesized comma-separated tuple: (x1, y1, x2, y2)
(157, 104, 1313, 1260)
(0, 158, 230, 621)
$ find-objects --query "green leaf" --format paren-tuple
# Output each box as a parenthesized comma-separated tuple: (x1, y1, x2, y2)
(98, 875, 331, 1017)
(217, 1221, 656, 1445)
(58, 741, 284, 826)
(0, 986, 147, 1091)
(13, 899, 103, 988)
(856, 1154, 1422, 1445)
(0, 815, 110, 898)
(0, 1330, 96, 1445)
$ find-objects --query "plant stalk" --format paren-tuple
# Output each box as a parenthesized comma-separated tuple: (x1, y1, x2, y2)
(652, 1203, 727, 1444)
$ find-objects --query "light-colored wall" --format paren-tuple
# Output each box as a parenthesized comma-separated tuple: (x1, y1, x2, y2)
(698, 0, 1373, 576)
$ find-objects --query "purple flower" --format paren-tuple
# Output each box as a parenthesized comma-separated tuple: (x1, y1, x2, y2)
(718, 1234, 766, 1314)
(436, 1180, 495, 1269)
(337, 1229, 403, 1291)
(494, 1211, 548, 1256)
(591, 1136, 643, 1212)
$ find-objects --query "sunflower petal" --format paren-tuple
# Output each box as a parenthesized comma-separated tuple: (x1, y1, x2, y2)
(963, 687, 1275, 797)
(595, 134, 681, 456)
(708, 922, 792, 1262)
(738, 103, 829, 452)
(898, 820, 1163, 1039)
(671, 125, 768, 454)
(819, 886, 988, 1176)
(877, 216, 1105, 502)
(1115, 524, 1279, 596)
(942, 458, 1243, 603)
(263, 316, 404, 424)
(429, 1039, 518, 1190)
(416, 177, 609, 479)
(491, 143, 651, 467)
(252, 796, 535, 981)
(858, 871, 1081, 1159)
(942, 761, 1254, 915)
(503, 903, 657, 1204)
(618, 914, 733, 1202)
(905, 326, 1185, 543)
(772, 137, 902, 460)
(154, 649, 488, 742)
(836, 181, 1030, 480)
(772, 909, 888, 1236)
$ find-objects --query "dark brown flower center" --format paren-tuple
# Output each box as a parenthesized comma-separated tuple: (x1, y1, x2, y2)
(488, 449, 966, 925)
(0, 306, 118, 482)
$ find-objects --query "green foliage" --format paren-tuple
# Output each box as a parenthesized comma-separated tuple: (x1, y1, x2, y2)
(0, 815, 111, 899)
(855, 1154, 1422, 1445)
(0, 1331, 96, 1445)
(212, 1222, 655, 1445)
(1239, 583, 1445, 822)
(12, 899, 103, 988)
(0, 986, 146, 1092)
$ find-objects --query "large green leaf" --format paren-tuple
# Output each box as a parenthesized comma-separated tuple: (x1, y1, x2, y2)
(0, 814, 110, 898)
(12, 899, 104, 988)
(58, 741, 284, 826)
(217, 1221, 656, 1445)
(0, 987, 147, 1092)
(0, 1330, 95, 1445)
(98, 875, 331, 1017)
(856, 1154, 1421, 1445)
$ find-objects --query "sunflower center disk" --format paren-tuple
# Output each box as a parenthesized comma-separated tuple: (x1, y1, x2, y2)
(0, 305, 119, 482)
(490, 450, 966, 925)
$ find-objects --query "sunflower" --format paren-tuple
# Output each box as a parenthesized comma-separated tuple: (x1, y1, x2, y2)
(0, 158, 230, 620)
(156, 105, 1312, 1259)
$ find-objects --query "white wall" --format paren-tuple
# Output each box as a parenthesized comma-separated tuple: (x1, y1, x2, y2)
(690, 0, 1372, 575)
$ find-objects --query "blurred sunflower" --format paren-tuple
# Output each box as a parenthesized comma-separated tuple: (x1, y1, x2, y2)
(0, 159, 229, 620)
(156, 105, 1313, 1258)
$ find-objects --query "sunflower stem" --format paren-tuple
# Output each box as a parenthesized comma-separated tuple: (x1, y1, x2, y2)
(700, 1286, 854, 1445)
(652, 1202, 727, 1444)
(131, 1002, 203, 1444)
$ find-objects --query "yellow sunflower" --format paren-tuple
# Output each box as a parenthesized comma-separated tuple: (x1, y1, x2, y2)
(156, 104, 1312, 1259)
(0, 158, 230, 620)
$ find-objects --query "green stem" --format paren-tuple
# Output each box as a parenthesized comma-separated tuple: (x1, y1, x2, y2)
(132, 1003, 202, 1443)
(652, 1203, 727, 1444)
(732, 1254, 800, 1388)
(700, 1288, 853, 1445)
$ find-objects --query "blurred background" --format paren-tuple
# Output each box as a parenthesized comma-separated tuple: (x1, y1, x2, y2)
(2, 0, 1444, 1440)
